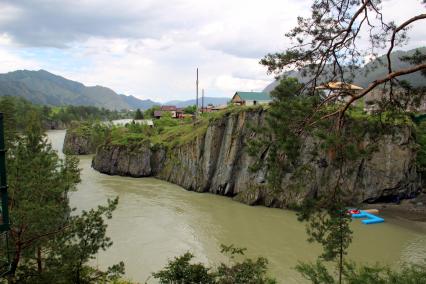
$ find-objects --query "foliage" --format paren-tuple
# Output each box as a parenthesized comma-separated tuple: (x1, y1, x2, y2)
(38, 198, 124, 284)
(153, 252, 214, 284)
(0, 95, 131, 132)
(144, 105, 161, 118)
(51, 105, 128, 125)
(183, 105, 197, 114)
(248, 77, 322, 190)
(154, 115, 179, 131)
(296, 260, 426, 284)
(2, 109, 123, 283)
(258, 1, 426, 283)
(153, 245, 276, 284)
(134, 108, 144, 120)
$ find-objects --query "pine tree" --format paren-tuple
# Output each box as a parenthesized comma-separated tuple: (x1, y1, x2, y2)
(5, 110, 124, 283)
(134, 108, 144, 120)
(258, 1, 426, 283)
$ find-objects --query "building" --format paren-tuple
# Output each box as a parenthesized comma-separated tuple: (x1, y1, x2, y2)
(154, 105, 184, 119)
(231, 92, 272, 106)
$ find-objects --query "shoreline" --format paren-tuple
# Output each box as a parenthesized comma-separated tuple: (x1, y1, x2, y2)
(364, 199, 426, 233)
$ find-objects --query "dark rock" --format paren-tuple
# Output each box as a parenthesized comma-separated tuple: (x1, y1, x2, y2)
(91, 110, 421, 209)
(63, 130, 96, 155)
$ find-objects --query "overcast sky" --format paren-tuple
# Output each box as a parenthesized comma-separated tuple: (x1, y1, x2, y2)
(0, 0, 424, 102)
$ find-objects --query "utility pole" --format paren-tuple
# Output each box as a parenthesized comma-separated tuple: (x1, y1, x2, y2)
(202, 88, 204, 114)
(196, 68, 199, 120)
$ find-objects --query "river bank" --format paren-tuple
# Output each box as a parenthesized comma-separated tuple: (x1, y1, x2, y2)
(48, 130, 426, 283)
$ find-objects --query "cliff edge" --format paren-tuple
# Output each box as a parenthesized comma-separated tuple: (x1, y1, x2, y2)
(91, 109, 421, 208)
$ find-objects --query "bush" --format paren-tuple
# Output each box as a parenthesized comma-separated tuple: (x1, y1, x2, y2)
(153, 245, 276, 284)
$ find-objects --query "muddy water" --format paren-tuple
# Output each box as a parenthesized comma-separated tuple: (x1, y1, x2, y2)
(47, 130, 426, 283)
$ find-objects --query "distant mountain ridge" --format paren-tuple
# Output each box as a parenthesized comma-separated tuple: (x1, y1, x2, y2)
(0, 70, 157, 110)
(0, 69, 230, 110)
(263, 47, 426, 93)
(164, 97, 230, 108)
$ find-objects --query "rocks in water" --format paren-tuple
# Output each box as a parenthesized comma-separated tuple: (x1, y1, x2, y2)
(92, 109, 421, 209)
(63, 130, 97, 155)
(92, 143, 165, 177)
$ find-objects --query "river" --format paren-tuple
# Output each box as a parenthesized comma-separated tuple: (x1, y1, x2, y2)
(47, 130, 426, 283)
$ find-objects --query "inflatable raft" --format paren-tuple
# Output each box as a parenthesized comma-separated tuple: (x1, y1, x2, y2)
(349, 210, 384, 225)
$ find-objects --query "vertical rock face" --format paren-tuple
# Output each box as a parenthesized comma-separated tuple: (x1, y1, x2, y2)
(91, 110, 421, 208)
(63, 131, 96, 155)
(156, 111, 267, 196)
(92, 144, 166, 177)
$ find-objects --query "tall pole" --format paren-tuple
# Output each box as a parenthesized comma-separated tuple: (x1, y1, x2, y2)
(196, 68, 199, 119)
(202, 89, 204, 114)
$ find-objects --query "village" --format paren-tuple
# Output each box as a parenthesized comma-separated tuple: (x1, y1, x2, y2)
(150, 81, 426, 120)
(151, 91, 272, 119)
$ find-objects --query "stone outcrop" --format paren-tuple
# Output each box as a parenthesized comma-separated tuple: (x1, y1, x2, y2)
(93, 143, 166, 177)
(44, 120, 66, 130)
(91, 110, 421, 208)
(63, 130, 97, 155)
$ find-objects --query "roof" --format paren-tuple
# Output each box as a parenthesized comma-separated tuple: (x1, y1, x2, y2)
(233, 91, 271, 101)
(161, 105, 177, 111)
(315, 82, 363, 90)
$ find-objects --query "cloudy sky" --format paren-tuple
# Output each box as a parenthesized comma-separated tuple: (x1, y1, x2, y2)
(0, 0, 424, 102)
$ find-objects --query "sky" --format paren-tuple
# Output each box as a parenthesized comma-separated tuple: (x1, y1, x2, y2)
(0, 0, 425, 102)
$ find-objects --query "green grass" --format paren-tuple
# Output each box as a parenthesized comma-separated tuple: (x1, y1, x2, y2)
(106, 105, 265, 148)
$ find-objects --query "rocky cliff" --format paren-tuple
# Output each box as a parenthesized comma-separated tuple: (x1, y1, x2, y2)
(63, 130, 97, 155)
(92, 110, 421, 208)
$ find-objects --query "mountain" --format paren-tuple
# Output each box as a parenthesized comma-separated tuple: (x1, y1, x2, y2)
(0, 70, 156, 110)
(164, 97, 230, 107)
(118, 94, 158, 109)
(263, 47, 426, 93)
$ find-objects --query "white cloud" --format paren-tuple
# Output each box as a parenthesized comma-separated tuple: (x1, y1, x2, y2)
(0, 0, 424, 102)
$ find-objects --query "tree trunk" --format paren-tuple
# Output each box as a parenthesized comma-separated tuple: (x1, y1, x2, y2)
(339, 212, 344, 284)
(7, 244, 21, 284)
(37, 246, 42, 274)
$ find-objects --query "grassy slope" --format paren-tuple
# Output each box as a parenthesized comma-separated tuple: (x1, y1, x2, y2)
(108, 105, 265, 148)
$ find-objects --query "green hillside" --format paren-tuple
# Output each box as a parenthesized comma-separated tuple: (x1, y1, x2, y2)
(0, 69, 157, 110)
(264, 47, 426, 93)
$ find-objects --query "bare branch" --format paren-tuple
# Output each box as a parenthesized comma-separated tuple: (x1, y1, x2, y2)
(387, 14, 426, 73)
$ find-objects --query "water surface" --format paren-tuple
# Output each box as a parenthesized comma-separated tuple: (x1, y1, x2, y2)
(47, 130, 426, 283)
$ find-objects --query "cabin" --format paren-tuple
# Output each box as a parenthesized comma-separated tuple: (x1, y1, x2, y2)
(231, 92, 271, 106)
(154, 106, 184, 119)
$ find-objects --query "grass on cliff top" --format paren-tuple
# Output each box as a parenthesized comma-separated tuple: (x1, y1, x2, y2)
(108, 104, 265, 148)
(69, 101, 412, 149)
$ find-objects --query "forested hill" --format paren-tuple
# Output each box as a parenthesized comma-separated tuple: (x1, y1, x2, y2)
(264, 47, 426, 93)
(0, 69, 157, 110)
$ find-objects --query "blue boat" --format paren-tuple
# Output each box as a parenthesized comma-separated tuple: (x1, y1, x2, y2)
(351, 210, 384, 224)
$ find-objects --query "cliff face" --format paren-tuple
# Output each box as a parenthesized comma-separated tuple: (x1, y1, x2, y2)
(63, 131, 97, 155)
(92, 110, 421, 208)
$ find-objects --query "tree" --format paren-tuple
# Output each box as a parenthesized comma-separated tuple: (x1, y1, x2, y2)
(183, 105, 197, 115)
(134, 108, 144, 120)
(144, 105, 161, 118)
(0, 96, 18, 147)
(261, 0, 426, 129)
(6, 111, 80, 281)
(4, 110, 123, 283)
(40, 198, 124, 284)
(258, 1, 426, 283)
(153, 245, 276, 284)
